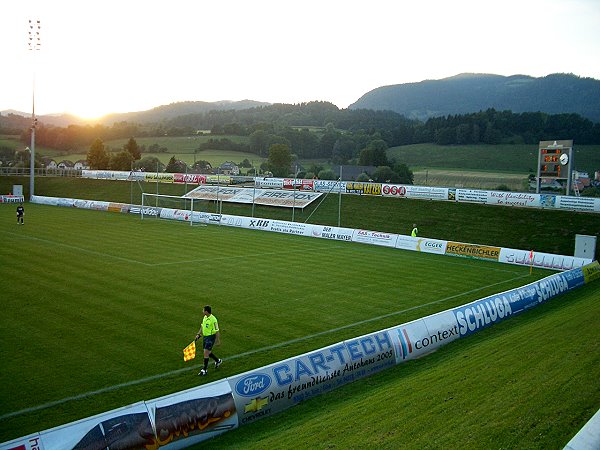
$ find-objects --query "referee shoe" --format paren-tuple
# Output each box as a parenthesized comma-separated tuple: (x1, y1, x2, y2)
(215, 358, 223, 368)
(198, 369, 208, 376)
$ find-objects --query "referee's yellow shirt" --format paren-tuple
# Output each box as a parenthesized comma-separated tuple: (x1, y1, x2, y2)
(201, 315, 219, 336)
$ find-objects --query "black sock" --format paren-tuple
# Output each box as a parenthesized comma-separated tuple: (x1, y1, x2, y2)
(203, 358, 209, 369)
(209, 352, 218, 362)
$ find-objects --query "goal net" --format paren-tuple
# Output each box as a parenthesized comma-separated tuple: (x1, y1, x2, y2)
(141, 193, 204, 226)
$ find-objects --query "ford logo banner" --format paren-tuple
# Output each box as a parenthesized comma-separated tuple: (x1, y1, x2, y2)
(235, 374, 272, 397)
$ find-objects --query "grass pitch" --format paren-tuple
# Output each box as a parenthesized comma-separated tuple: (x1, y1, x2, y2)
(0, 204, 598, 447)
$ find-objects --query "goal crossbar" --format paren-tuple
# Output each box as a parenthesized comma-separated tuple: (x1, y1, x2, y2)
(141, 193, 199, 226)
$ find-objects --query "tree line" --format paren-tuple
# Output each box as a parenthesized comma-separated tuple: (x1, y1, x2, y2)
(4, 102, 598, 157)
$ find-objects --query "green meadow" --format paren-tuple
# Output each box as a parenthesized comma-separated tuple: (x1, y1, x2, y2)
(0, 174, 598, 447)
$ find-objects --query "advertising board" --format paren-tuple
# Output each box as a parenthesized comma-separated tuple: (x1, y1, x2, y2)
(144, 381, 237, 449)
(185, 187, 322, 208)
(353, 230, 398, 247)
(311, 225, 354, 242)
(382, 184, 449, 201)
(345, 182, 382, 196)
(446, 242, 500, 261)
(451, 269, 586, 338)
(0, 433, 44, 450)
(228, 331, 395, 426)
(499, 248, 590, 270)
(39, 402, 153, 450)
(313, 180, 346, 193)
(396, 236, 447, 254)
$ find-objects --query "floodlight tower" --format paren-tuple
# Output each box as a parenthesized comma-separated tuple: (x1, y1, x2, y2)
(28, 19, 41, 200)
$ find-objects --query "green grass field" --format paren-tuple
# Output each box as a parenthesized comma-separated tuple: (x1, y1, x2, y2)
(387, 143, 600, 176)
(0, 203, 598, 447)
(2, 176, 599, 257)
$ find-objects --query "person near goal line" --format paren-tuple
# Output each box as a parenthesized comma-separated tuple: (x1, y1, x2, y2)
(196, 305, 222, 376)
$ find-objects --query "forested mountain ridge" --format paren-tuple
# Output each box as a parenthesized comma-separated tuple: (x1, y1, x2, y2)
(349, 73, 600, 123)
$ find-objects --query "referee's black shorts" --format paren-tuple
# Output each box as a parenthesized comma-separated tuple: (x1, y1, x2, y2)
(203, 334, 216, 351)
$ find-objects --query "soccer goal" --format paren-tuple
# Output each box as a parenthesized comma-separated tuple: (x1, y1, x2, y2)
(141, 193, 203, 226)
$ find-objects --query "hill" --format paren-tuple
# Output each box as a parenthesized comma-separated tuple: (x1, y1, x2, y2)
(1, 100, 271, 128)
(349, 73, 600, 123)
(95, 99, 271, 126)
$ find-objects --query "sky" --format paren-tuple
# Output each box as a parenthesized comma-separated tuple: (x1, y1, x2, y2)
(2, 0, 600, 119)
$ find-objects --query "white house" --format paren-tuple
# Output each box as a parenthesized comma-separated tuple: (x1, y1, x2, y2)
(218, 161, 240, 175)
(74, 160, 89, 170)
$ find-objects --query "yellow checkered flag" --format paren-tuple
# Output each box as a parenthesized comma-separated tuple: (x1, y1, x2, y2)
(183, 341, 196, 362)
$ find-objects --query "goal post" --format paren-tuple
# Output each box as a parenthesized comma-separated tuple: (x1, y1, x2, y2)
(141, 193, 199, 226)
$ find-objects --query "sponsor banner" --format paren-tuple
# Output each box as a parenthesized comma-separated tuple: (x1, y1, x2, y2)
(229, 331, 395, 426)
(257, 190, 322, 208)
(353, 229, 398, 247)
(499, 248, 591, 271)
(39, 402, 153, 450)
(583, 261, 600, 283)
(310, 225, 354, 242)
(205, 175, 232, 184)
(345, 182, 382, 196)
(208, 213, 222, 224)
(302, 179, 315, 190)
(73, 199, 109, 211)
(382, 184, 408, 197)
(282, 179, 314, 190)
(160, 208, 193, 222)
(0, 195, 24, 203)
(184, 186, 323, 208)
(81, 170, 129, 180)
(557, 195, 600, 213)
(130, 205, 163, 217)
(173, 173, 206, 185)
(246, 218, 272, 231)
(128, 171, 146, 181)
(391, 312, 461, 363)
(192, 211, 212, 224)
(219, 214, 246, 227)
(254, 178, 284, 189)
(269, 220, 312, 236)
(382, 184, 449, 201)
(313, 180, 346, 193)
(0, 433, 44, 450)
(31, 195, 58, 206)
(145, 172, 174, 183)
(395, 236, 447, 254)
(452, 269, 586, 337)
(446, 242, 500, 261)
(56, 197, 75, 208)
(145, 381, 237, 449)
(539, 194, 558, 208)
(456, 189, 488, 204)
(186, 186, 251, 202)
(283, 178, 302, 189)
(390, 319, 429, 362)
(107, 202, 130, 213)
(487, 191, 540, 208)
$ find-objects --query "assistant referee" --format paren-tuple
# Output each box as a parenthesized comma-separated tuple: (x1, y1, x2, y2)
(195, 305, 222, 376)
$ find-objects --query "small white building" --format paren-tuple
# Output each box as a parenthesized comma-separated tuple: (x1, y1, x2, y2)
(218, 161, 240, 176)
(42, 158, 57, 169)
(74, 160, 89, 170)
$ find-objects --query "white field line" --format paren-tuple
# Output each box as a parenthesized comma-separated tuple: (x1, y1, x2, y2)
(0, 273, 529, 421)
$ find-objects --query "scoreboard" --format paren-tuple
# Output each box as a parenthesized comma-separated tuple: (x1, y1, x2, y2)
(536, 140, 573, 193)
